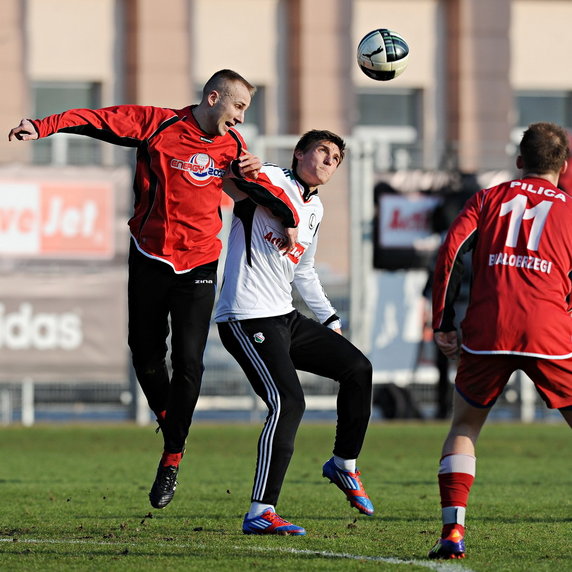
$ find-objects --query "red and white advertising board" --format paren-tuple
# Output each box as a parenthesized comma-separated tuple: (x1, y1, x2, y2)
(0, 180, 114, 259)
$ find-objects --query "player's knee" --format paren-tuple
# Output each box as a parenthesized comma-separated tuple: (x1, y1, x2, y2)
(349, 354, 373, 388)
(281, 394, 306, 420)
(132, 355, 166, 376)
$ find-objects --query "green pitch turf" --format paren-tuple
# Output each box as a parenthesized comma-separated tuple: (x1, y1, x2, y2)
(0, 421, 569, 571)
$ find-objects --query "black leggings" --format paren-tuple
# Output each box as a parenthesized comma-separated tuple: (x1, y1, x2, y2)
(128, 242, 217, 452)
(217, 310, 372, 506)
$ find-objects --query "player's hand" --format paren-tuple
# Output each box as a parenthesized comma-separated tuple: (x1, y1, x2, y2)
(8, 119, 38, 142)
(283, 226, 298, 252)
(237, 151, 261, 179)
(434, 330, 460, 360)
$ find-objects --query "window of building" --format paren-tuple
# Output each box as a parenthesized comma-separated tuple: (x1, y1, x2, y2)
(354, 89, 423, 170)
(516, 91, 572, 129)
(356, 89, 421, 128)
(32, 82, 103, 165)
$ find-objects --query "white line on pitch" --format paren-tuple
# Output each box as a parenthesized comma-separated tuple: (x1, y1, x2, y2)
(241, 545, 475, 572)
(0, 537, 475, 571)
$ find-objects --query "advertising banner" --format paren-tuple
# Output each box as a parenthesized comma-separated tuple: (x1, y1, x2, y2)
(0, 180, 114, 258)
(0, 270, 128, 383)
(374, 192, 441, 269)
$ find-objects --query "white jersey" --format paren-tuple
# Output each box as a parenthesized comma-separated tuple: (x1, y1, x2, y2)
(215, 163, 337, 323)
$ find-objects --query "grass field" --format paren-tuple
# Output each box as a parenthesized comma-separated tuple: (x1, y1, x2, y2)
(0, 421, 570, 571)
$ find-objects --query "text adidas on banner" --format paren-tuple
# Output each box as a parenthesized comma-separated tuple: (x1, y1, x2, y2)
(0, 303, 82, 351)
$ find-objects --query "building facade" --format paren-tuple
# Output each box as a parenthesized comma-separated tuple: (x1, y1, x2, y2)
(3, 0, 572, 278)
(1, 0, 571, 414)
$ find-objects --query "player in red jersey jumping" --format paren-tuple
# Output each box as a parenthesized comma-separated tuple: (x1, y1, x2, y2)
(8, 69, 277, 510)
(428, 122, 572, 559)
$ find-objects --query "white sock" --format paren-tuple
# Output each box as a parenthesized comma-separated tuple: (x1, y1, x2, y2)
(247, 502, 274, 519)
(333, 455, 356, 473)
(442, 506, 466, 526)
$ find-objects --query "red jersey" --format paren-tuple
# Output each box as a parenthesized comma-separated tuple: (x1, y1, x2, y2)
(33, 105, 248, 272)
(432, 177, 572, 358)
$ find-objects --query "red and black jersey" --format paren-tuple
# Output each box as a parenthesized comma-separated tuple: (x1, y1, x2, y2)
(432, 177, 572, 358)
(33, 105, 248, 272)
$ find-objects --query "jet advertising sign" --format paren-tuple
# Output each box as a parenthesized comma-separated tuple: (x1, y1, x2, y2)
(0, 181, 114, 258)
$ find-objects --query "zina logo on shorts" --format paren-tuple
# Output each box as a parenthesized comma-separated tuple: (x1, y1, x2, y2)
(170, 153, 225, 187)
(0, 303, 83, 350)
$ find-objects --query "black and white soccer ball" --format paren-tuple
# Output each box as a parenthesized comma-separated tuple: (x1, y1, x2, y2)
(356, 28, 409, 81)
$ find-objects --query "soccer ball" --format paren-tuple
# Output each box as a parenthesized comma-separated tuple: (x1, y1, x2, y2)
(357, 28, 409, 81)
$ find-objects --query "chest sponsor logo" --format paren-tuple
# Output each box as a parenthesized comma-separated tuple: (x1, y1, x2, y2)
(263, 229, 306, 264)
(170, 153, 225, 187)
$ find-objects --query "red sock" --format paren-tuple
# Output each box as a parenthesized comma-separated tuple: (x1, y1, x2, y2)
(438, 454, 476, 538)
(438, 471, 474, 507)
(161, 451, 183, 467)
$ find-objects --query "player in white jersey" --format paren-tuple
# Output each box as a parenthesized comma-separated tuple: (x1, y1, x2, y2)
(216, 130, 374, 535)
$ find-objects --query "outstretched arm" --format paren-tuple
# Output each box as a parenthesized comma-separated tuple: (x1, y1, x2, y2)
(9, 106, 179, 147)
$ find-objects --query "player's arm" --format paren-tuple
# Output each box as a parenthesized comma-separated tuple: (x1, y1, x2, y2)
(8, 119, 38, 141)
(234, 150, 261, 180)
(293, 231, 341, 333)
(434, 331, 460, 360)
(283, 226, 299, 251)
(10, 106, 177, 147)
(223, 167, 299, 250)
(222, 177, 249, 201)
(432, 191, 481, 338)
(228, 169, 298, 227)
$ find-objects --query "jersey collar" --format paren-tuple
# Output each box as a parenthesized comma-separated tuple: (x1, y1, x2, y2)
(293, 170, 319, 201)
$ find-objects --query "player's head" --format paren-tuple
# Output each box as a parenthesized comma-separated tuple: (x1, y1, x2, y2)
(518, 122, 569, 175)
(197, 70, 256, 137)
(291, 130, 345, 189)
(201, 69, 257, 101)
(557, 130, 572, 193)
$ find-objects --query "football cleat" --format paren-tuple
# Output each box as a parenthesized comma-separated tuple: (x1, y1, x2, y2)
(242, 509, 306, 535)
(149, 464, 178, 509)
(322, 457, 374, 516)
(428, 528, 466, 559)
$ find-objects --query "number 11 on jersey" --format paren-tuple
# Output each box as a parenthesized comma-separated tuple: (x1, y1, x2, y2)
(499, 194, 553, 251)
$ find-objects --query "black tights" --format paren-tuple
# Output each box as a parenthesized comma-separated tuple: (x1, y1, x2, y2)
(128, 242, 217, 452)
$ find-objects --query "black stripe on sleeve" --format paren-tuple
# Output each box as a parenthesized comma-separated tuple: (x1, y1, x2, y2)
(231, 178, 297, 228)
(438, 230, 477, 331)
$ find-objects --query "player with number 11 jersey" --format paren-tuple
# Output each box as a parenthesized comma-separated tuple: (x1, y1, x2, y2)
(427, 122, 572, 562)
(433, 176, 572, 358)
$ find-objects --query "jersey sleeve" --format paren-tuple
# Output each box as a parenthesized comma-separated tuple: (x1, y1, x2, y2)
(229, 166, 300, 228)
(293, 229, 337, 323)
(432, 190, 481, 331)
(32, 105, 178, 148)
